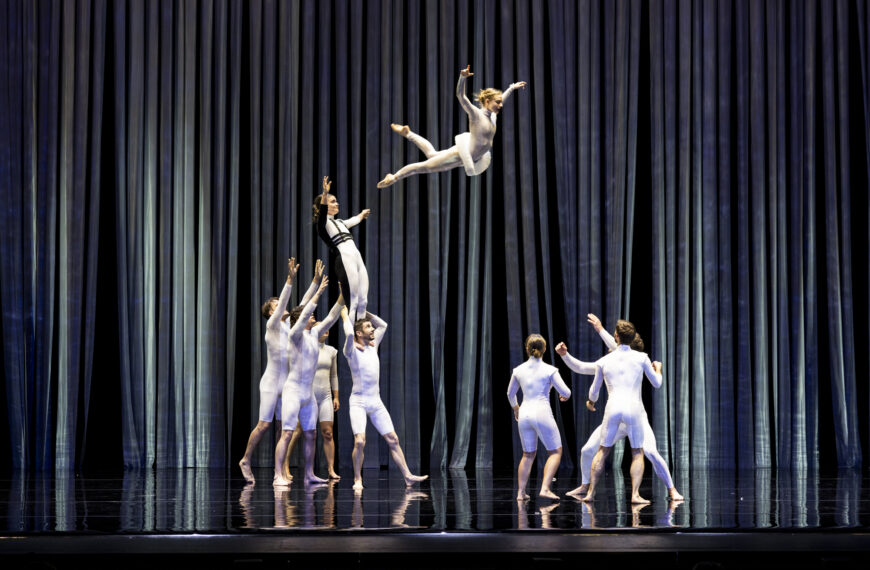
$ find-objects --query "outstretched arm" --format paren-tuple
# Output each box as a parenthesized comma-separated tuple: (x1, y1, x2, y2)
(300, 259, 324, 305)
(588, 314, 617, 350)
(342, 209, 370, 230)
(555, 343, 597, 375)
(311, 290, 345, 338)
(267, 258, 299, 330)
(290, 276, 329, 340)
(500, 80, 526, 103)
(456, 65, 477, 116)
(367, 311, 388, 347)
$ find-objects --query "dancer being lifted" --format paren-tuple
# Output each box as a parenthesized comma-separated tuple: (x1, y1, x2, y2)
(238, 258, 322, 484)
(377, 65, 526, 188)
(507, 334, 571, 502)
(339, 303, 428, 491)
(556, 314, 682, 501)
(315, 176, 370, 322)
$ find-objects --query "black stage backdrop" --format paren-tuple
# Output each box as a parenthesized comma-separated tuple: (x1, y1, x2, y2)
(1, 0, 868, 476)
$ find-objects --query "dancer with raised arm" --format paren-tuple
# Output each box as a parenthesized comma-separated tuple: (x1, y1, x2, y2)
(340, 306, 428, 491)
(273, 277, 344, 487)
(283, 328, 341, 481)
(557, 315, 682, 501)
(314, 176, 370, 322)
(582, 320, 663, 504)
(377, 65, 526, 188)
(507, 334, 571, 501)
(238, 258, 308, 484)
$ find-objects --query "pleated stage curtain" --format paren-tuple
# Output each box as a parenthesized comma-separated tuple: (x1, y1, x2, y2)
(1, 0, 869, 474)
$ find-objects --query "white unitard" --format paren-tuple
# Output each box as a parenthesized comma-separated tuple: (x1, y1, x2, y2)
(316, 203, 368, 322)
(506, 358, 571, 453)
(281, 300, 343, 431)
(312, 343, 339, 422)
(257, 281, 294, 422)
(388, 73, 522, 182)
(560, 330, 674, 488)
(342, 313, 395, 436)
(588, 346, 662, 448)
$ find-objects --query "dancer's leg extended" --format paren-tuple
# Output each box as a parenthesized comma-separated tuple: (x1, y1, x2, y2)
(378, 147, 462, 188)
(391, 124, 438, 157)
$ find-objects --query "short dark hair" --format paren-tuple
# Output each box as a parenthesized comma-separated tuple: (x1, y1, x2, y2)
(289, 305, 306, 326)
(354, 318, 371, 335)
(615, 320, 636, 345)
(261, 297, 278, 319)
(629, 333, 644, 352)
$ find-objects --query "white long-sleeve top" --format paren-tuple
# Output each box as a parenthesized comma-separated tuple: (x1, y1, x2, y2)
(506, 357, 571, 408)
(456, 75, 520, 161)
(286, 300, 343, 395)
(559, 328, 618, 375)
(588, 345, 662, 404)
(263, 281, 294, 380)
(342, 312, 387, 398)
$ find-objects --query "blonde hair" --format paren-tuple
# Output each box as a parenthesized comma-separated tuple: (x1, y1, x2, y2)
(525, 334, 546, 359)
(474, 88, 502, 105)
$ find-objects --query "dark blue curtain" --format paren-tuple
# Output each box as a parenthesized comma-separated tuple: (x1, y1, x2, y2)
(2, 0, 868, 473)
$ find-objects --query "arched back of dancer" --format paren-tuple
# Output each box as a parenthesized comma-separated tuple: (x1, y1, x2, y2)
(339, 307, 427, 491)
(377, 65, 526, 188)
(556, 314, 682, 501)
(506, 334, 571, 502)
(314, 176, 370, 322)
(582, 320, 663, 504)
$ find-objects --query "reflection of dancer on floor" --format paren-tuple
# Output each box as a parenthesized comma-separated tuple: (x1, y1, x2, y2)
(340, 306, 428, 491)
(273, 277, 344, 487)
(582, 320, 663, 504)
(377, 65, 526, 188)
(558, 315, 682, 501)
(239, 258, 303, 484)
(314, 176, 370, 322)
(283, 330, 341, 480)
(507, 334, 571, 502)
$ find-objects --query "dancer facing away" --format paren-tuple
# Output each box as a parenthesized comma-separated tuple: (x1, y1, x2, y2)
(556, 314, 682, 501)
(506, 334, 572, 502)
(340, 305, 428, 491)
(239, 258, 321, 484)
(314, 176, 370, 322)
(273, 277, 344, 487)
(283, 327, 341, 480)
(583, 320, 663, 504)
(377, 65, 526, 188)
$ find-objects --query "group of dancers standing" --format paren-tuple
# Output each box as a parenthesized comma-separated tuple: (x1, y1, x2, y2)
(239, 65, 681, 503)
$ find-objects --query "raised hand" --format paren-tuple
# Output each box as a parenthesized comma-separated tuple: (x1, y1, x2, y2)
(287, 257, 300, 283)
(587, 313, 603, 332)
(314, 259, 324, 282)
(359, 208, 371, 220)
(460, 65, 473, 77)
(512, 81, 527, 90)
(315, 275, 329, 299)
(322, 176, 332, 193)
(555, 342, 568, 356)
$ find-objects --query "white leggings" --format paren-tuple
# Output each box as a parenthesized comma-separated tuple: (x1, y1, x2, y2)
(580, 421, 674, 489)
(348, 396, 395, 435)
(282, 388, 318, 432)
(392, 130, 463, 182)
(338, 242, 369, 322)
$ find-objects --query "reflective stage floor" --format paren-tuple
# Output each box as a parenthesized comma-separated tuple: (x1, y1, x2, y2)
(2, 467, 870, 568)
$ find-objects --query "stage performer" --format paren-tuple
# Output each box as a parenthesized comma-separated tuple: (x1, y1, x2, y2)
(340, 306, 428, 491)
(583, 320, 663, 504)
(376, 65, 526, 188)
(556, 315, 682, 501)
(283, 328, 341, 481)
(273, 277, 344, 487)
(506, 334, 571, 502)
(239, 257, 319, 484)
(314, 176, 370, 322)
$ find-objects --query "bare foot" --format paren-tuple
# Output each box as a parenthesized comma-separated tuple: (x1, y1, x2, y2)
(328, 471, 341, 480)
(538, 489, 560, 501)
(565, 484, 588, 498)
(282, 469, 294, 482)
(390, 123, 410, 137)
(669, 488, 684, 501)
(352, 479, 364, 491)
(239, 459, 255, 484)
(631, 494, 651, 505)
(273, 475, 291, 487)
(377, 173, 396, 188)
(305, 473, 328, 485)
(582, 492, 595, 503)
(404, 474, 428, 487)
(517, 492, 530, 501)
